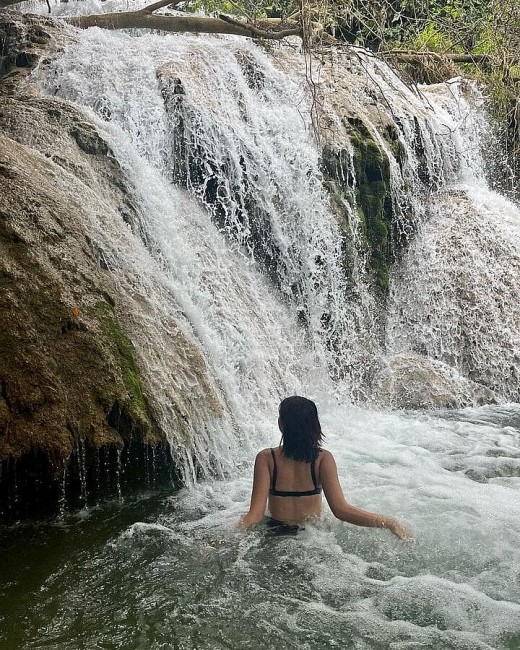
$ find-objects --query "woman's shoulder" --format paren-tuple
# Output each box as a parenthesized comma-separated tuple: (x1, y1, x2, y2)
(256, 447, 275, 459)
(317, 449, 334, 465)
(319, 448, 332, 457)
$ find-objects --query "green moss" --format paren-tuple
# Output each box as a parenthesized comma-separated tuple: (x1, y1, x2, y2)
(388, 131, 406, 165)
(92, 300, 150, 427)
(112, 325, 147, 415)
(322, 118, 393, 293)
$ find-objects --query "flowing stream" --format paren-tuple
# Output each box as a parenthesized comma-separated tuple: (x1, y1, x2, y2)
(2, 4, 520, 648)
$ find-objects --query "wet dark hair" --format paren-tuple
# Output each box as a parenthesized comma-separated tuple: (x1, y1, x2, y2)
(278, 396, 324, 463)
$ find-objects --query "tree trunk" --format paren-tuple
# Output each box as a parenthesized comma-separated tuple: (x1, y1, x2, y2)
(65, 12, 302, 39)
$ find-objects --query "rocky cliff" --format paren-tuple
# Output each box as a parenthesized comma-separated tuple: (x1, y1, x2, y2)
(0, 13, 225, 519)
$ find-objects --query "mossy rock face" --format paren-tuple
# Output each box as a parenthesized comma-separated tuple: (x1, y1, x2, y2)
(91, 300, 152, 436)
(0, 61, 173, 519)
(0, 27, 226, 519)
(322, 117, 393, 293)
(0, 85, 160, 467)
(0, 164, 155, 465)
(383, 123, 407, 169)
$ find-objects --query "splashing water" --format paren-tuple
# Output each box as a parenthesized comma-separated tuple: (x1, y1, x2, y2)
(2, 403, 520, 648)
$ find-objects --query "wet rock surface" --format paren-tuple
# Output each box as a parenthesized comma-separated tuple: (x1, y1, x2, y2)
(0, 14, 223, 520)
(374, 352, 497, 410)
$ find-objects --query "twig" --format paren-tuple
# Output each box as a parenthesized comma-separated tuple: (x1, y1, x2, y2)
(141, 0, 184, 14)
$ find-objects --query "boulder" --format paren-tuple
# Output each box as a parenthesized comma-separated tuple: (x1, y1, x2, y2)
(373, 352, 497, 410)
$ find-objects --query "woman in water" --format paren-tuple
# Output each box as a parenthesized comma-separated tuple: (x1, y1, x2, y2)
(239, 396, 409, 539)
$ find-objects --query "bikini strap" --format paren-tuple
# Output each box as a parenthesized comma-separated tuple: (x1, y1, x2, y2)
(270, 448, 277, 492)
(310, 457, 319, 491)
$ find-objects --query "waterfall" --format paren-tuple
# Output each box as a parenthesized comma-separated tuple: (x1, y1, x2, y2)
(31, 14, 520, 464)
(38, 28, 338, 479)
(37, 29, 372, 474)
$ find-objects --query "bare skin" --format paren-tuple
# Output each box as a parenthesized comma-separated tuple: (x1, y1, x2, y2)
(239, 446, 410, 540)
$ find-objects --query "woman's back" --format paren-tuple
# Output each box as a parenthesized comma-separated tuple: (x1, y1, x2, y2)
(267, 446, 323, 525)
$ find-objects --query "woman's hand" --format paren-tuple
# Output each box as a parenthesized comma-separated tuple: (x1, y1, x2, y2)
(384, 516, 411, 540)
(238, 513, 261, 530)
(321, 452, 412, 540)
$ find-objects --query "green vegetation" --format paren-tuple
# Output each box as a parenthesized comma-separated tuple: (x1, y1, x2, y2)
(92, 300, 150, 428)
(322, 119, 393, 293)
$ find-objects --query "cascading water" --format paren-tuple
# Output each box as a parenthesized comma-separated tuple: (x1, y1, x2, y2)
(387, 81, 520, 403)
(41, 26, 366, 394)
(2, 4, 520, 648)
(38, 25, 342, 480)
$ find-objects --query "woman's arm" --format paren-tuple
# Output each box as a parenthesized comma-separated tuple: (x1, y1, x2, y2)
(238, 450, 271, 529)
(320, 450, 410, 540)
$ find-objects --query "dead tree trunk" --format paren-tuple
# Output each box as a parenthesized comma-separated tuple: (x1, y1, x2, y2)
(1, 0, 302, 38)
(65, 12, 302, 38)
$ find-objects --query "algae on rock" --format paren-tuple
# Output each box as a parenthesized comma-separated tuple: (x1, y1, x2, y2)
(321, 117, 394, 293)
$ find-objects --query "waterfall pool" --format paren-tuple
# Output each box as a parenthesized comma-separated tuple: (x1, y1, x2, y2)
(2, 403, 520, 649)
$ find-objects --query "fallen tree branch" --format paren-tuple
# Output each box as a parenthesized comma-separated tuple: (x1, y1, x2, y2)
(65, 11, 301, 38)
(384, 50, 492, 65)
(0, 0, 302, 41)
(217, 13, 302, 39)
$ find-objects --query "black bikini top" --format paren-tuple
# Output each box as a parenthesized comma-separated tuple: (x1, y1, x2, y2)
(269, 448, 322, 497)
